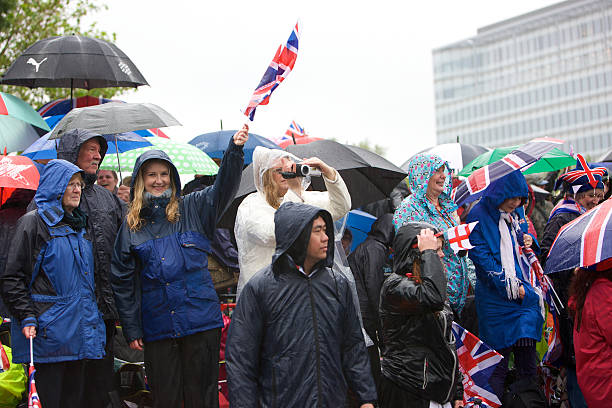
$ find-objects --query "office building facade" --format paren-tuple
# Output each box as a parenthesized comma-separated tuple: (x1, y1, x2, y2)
(433, 0, 612, 159)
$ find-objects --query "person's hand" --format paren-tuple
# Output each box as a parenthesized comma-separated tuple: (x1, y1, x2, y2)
(454, 400, 463, 408)
(233, 124, 249, 146)
(360, 404, 374, 408)
(300, 157, 335, 180)
(523, 234, 533, 249)
(417, 228, 438, 252)
(130, 339, 144, 351)
(22, 326, 36, 339)
(519, 285, 525, 300)
(117, 185, 130, 203)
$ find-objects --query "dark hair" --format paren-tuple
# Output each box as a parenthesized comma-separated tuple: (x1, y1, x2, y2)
(569, 267, 612, 331)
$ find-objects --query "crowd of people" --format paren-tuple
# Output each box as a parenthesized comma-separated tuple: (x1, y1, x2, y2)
(0, 125, 610, 408)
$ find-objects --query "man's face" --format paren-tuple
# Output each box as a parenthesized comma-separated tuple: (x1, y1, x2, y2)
(306, 216, 329, 264)
(97, 170, 117, 192)
(76, 139, 102, 174)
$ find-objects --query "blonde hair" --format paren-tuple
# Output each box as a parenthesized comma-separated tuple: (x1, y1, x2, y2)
(262, 168, 283, 209)
(127, 160, 180, 231)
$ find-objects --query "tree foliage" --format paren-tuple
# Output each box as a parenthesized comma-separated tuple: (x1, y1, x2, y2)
(0, 0, 130, 108)
(357, 138, 387, 157)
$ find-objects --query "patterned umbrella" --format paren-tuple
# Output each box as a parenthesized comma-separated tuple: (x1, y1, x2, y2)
(545, 198, 612, 274)
(99, 137, 218, 176)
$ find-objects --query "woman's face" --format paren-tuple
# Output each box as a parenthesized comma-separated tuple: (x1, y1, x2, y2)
(143, 161, 171, 196)
(575, 189, 604, 211)
(269, 157, 293, 196)
(426, 166, 446, 198)
(498, 196, 523, 213)
(62, 173, 84, 213)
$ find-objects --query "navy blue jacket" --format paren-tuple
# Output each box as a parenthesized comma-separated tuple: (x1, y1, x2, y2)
(1, 160, 106, 363)
(226, 202, 377, 407)
(111, 140, 243, 343)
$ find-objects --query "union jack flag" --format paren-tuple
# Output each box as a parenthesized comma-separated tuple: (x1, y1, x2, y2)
(556, 154, 607, 193)
(0, 342, 9, 372)
(244, 23, 300, 121)
(452, 322, 503, 408)
(542, 308, 562, 365)
(28, 365, 42, 408)
(442, 221, 478, 252)
(453, 137, 564, 207)
(285, 120, 306, 139)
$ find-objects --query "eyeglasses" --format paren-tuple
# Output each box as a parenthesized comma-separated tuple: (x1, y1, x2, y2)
(67, 181, 85, 191)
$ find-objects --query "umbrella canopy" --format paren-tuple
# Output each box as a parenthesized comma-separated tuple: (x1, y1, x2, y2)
(453, 137, 565, 207)
(345, 209, 377, 252)
(23, 132, 152, 161)
(99, 137, 218, 176)
(458, 146, 576, 177)
(544, 198, 612, 274)
(188, 130, 281, 164)
(0, 155, 39, 205)
(217, 140, 406, 228)
(0, 92, 50, 131)
(402, 143, 489, 174)
(38, 95, 116, 117)
(599, 150, 612, 162)
(0, 117, 42, 152)
(278, 135, 322, 148)
(49, 102, 180, 140)
(0, 35, 148, 90)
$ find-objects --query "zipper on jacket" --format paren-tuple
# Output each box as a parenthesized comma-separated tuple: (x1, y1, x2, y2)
(422, 357, 429, 389)
(307, 278, 323, 408)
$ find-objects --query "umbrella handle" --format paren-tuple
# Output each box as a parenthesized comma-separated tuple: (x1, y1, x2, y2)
(30, 335, 34, 367)
(114, 134, 123, 180)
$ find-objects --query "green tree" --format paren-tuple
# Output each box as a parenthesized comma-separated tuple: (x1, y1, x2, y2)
(0, 0, 130, 107)
(357, 138, 387, 157)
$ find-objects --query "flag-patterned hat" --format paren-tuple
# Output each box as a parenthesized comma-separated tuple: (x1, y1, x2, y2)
(554, 154, 607, 194)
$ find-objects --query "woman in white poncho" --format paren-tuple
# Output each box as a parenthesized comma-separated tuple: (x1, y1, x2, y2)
(234, 146, 351, 296)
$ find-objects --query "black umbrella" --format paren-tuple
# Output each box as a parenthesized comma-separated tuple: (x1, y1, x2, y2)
(1, 35, 148, 98)
(218, 140, 407, 228)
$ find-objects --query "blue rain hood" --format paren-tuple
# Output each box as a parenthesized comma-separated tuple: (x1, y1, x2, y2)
(34, 159, 83, 227)
(130, 149, 182, 201)
(481, 170, 529, 211)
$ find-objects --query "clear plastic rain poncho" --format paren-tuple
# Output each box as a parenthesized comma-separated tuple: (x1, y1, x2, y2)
(235, 146, 371, 345)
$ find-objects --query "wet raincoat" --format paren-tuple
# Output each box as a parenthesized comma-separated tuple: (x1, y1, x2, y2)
(226, 202, 377, 407)
(466, 171, 544, 350)
(392, 154, 469, 314)
(235, 147, 351, 296)
(111, 140, 243, 343)
(1, 159, 105, 363)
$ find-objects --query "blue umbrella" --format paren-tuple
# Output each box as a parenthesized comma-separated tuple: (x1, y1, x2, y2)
(22, 132, 152, 160)
(345, 210, 377, 252)
(188, 130, 281, 165)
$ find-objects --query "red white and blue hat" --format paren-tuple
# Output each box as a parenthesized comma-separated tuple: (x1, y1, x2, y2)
(554, 154, 608, 194)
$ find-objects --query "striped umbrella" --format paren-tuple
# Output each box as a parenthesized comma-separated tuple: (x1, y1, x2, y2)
(99, 137, 218, 176)
(544, 198, 612, 274)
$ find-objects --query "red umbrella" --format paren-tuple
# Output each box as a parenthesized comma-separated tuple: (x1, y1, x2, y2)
(278, 135, 322, 148)
(0, 154, 39, 205)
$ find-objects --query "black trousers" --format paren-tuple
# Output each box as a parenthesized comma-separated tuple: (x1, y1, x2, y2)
(83, 319, 116, 408)
(144, 328, 222, 408)
(35, 359, 87, 408)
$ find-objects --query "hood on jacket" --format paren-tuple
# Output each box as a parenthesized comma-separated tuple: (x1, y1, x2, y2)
(406, 153, 456, 213)
(130, 149, 182, 201)
(35, 159, 84, 227)
(272, 201, 334, 270)
(481, 170, 528, 211)
(367, 213, 395, 246)
(393, 221, 440, 276)
(56, 128, 108, 186)
(251, 146, 301, 193)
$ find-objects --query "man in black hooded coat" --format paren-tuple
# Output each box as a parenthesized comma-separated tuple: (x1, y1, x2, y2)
(29, 128, 125, 407)
(226, 202, 377, 408)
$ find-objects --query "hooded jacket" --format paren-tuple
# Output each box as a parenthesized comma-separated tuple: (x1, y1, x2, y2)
(30, 128, 126, 321)
(379, 222, 463, 404)
(348, 213, 395, 342)
(111, 140, 243, 343)
(466, 171, 544, 350)
(226, 202, 377, 408)
(393, 153, 470, 314)
(1, 160, 106, 363)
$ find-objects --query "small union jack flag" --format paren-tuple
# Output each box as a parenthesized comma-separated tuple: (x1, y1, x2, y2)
(442, 221, 478, 252)
(452, 322, 503, 408)
(28, 365, 42, 408)
(244, 23, 299, 121)
(556, 154, 607, 193)
(285, 120, 306, 139)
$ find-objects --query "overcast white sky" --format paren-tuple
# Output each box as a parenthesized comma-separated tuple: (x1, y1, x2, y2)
(91, 0, 560, 166)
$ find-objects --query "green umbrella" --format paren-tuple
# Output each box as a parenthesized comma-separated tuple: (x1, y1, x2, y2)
(458, 146, 575, 177)
(0, 92, 50, 131)
(100, 137, 218, 176)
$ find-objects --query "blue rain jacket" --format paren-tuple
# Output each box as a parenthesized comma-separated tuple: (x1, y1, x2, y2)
(111, 140, 243, 343)
(1, 159, 106, 363)
(466, 171, 544, 350)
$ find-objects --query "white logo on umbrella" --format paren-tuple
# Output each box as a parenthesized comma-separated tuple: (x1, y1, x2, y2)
(27, 57, 47, 72)
(118, 61, 132, 76)
(0, 161, 33, 186)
